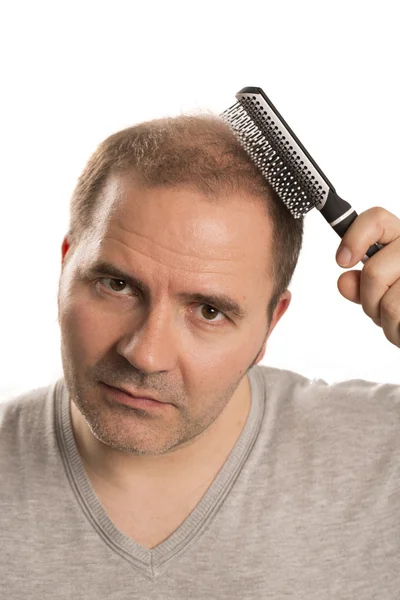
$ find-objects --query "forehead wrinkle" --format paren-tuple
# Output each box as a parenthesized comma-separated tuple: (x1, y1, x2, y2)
(115, 222, 242, 263)
(103, 234, 245, 276)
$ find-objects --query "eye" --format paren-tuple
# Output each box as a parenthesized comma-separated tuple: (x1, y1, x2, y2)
(97, 278, 135, 296)
(194, 304, 226, 323)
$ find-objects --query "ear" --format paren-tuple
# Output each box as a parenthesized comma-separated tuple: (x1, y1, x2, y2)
(61, 233, 72, 271)
(61, 235, 71, 266)
(254, 290, 292, 365)
(58, 235, 72, 324)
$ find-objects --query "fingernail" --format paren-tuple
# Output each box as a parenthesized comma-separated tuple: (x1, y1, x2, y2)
(337, 245, 352, 266)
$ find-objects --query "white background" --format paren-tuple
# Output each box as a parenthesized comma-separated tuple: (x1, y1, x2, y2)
(0, 0, 399, 401)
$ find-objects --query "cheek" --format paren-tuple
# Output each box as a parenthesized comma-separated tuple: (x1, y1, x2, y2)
(60, 296, 115, 363)
(180, 330, 255, 394)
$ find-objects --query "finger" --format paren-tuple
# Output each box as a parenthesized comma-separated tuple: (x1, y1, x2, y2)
(336, 207, 400, 268)
(359, 238, 400, 320)
(337, 270, 361, 304)
(337, 271, 383, 327)
(380, 280, 400, 347)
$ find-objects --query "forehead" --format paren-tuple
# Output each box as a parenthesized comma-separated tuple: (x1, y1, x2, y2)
(79, 174, 274, 299)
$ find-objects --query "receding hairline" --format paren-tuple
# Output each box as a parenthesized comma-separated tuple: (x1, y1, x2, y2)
(69, 172, 276, 297)
(67, 112, 304, 323)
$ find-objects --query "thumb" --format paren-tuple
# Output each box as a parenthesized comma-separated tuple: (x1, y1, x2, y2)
(337, 270, 362, 304)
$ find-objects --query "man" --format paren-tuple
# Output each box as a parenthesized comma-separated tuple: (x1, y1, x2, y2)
(1, 114, 399, 599)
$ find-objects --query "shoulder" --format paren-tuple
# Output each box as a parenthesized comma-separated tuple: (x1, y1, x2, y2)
(1, 383, 52, 422)
(0, 380, 60, 453)
(252, 364, 400, 442)
(253, 363, 400, 407)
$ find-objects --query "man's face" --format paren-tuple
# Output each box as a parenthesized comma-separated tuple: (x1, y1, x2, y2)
(58, 175, 290, 456)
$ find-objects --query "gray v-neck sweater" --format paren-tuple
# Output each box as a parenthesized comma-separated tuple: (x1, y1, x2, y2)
(1, 365, 400, 598)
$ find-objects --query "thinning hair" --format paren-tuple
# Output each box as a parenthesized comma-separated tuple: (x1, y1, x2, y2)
(68, 113, 304, 324)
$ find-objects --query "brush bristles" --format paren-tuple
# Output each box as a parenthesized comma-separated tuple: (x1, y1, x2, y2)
(221, 102, 320, 218)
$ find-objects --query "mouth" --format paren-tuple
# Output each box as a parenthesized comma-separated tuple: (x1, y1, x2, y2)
(102, 382, 162, 402)
(99, 382, 171, 411)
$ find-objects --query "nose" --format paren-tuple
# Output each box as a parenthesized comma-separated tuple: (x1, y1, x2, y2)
(116, 307, 179, 374)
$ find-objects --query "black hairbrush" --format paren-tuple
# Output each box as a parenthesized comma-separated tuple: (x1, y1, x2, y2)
(221, 87, 383, 263)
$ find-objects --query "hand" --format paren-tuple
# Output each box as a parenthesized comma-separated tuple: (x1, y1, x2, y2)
(336, 207, 400, 348)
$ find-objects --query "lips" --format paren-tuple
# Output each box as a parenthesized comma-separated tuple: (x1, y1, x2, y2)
(101, 382, 162, 403)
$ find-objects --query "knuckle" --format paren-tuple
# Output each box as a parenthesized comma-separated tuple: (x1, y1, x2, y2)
(369, 206, 388, 220)
(380, 296, 399, 319)
(362, 262, 382, 282)
(383, 327, 400, 348)
(362, 303, 375, 319)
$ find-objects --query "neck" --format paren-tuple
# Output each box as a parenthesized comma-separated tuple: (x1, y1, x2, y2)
(70, 375, 252, 495)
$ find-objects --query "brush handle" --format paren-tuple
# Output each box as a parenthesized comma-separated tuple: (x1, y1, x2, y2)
(319, 190, 383, 263)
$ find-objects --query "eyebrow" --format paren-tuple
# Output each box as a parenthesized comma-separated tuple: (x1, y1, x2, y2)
(85, 260, 247, 319)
